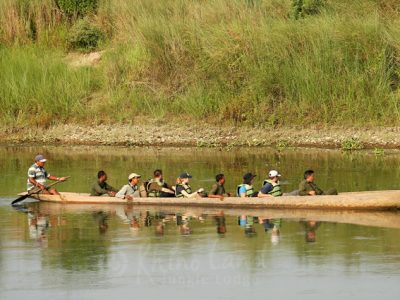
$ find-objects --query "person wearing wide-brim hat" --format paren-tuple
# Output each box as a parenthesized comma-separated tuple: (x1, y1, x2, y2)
(27, 154, 68, 195)
(258, 170, 283, 198)
(116, 173, 141, 200)
(175, 172, 204, 198)
(237, 172, 257, 198)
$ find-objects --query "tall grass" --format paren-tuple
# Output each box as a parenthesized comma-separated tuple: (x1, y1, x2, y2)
(0, 46, 99, 126)
(1, 0, 400, 127)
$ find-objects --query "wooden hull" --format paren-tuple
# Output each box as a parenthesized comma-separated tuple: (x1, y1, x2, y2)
(23, 190, 400, 211)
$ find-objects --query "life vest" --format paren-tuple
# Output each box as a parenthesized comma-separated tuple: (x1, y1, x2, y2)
(147, 179, 165, 197)
(175, 183, 192, 198)
(263, 179, 282, 197)
(236, 184, 254, 197)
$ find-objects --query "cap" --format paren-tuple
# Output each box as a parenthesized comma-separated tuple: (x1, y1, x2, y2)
(268, 170, 281, 178)
(128, 173, 141, 180)
(35, 154, 47, 162)
(243, 172, 256, 181)
(179, 172, 192, 179)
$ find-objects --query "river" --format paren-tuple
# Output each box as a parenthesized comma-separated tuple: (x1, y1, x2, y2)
(0, 146, 399, 299)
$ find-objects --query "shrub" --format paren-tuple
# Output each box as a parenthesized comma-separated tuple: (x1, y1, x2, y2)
(67, 19, 102, 52)
(56, 0, 98, 17)
(292, 0, 325, 19)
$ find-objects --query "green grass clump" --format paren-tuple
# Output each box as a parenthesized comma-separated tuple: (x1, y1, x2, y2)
(342, 138, 364, 151)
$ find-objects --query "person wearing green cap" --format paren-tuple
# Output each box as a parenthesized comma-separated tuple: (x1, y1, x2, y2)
(175, 172, 204, 198)
(27, 154, 68, 195)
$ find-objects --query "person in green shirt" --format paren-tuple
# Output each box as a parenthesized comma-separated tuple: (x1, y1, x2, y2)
(208, 173, 231, 200)
(299, 170, 337, 196)
(90, 170, 118, 196)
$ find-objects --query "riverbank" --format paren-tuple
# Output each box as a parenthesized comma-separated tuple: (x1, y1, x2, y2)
(2, 1, 400, 131)
(1, 124, 399, 149)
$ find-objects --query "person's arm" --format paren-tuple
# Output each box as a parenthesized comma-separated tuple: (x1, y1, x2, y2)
(208, 184, 223, 199)
(298, 181, 309, 196)
(181, 188, 203, 198)
(115, 185, 128, 199)
(92, 182, 108, 196)
(258, 183, 273, 198)
(312, 183, 324, 195)
(299, 181, 316, 196)
(161, 187, 175, 194)
(104, 182, 117, 196)
(48, 175, 67, 182)
(28, 177, 46, 191)
(163, 183, 175, 194)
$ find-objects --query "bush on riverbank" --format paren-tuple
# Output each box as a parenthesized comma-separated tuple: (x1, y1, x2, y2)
(1, 0, 400, 127)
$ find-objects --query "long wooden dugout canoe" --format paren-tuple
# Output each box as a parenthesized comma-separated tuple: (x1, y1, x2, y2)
(19, 190, 400, 211)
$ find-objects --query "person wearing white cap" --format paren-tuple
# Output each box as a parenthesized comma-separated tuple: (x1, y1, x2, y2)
(27, 154, 68, 195)
(116, 173, 142, 200)
(258, 170, 283, 198)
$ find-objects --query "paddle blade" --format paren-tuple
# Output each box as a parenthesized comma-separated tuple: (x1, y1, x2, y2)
(11, 194, 30, 206)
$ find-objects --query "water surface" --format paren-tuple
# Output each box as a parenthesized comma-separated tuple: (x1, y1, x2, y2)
(0, 146, 400, 299)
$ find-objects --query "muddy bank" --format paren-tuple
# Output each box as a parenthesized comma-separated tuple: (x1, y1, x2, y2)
(1, 124, 399, 149)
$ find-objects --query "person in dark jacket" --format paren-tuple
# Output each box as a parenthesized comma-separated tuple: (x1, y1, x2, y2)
(299, 170, 337, 196)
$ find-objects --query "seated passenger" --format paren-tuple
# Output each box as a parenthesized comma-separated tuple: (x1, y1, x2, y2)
(237, 173, 257, 198)
(208, 173, 231, 200)
(175, 172, 204, 198)
(90, 170, 118, 196)
(147, 169, 175, 197)
(258, 170, 283, 198)
(299, 170, 337, 196)
(116, 173, 141, 200)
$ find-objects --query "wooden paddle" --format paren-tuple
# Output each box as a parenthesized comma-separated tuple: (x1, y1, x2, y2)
(11, 177, 70, 206)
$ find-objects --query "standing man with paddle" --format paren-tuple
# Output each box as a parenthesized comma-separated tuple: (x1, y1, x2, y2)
(27, 154, 68, 195)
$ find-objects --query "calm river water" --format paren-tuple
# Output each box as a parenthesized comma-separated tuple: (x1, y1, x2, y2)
(0, 146, 400, 300)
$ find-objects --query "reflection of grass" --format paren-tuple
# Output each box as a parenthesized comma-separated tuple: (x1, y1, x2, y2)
(373, 148, 385, 156)
(276, 140, 290, 150)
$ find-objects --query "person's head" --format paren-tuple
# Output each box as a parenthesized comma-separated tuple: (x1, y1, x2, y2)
(97, 170, 107, 182)
(216, 173, 225, 185)
(243, 172, 256, 185)
(304, 170, 315, 182)
(154, 169, 163, 180)
(34, 154, 47, 167)
(268, 170, 281, 183)
(128, 173, 141, 185)
(179, 172, 192, 184)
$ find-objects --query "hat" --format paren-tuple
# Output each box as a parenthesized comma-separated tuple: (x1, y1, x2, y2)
(179, 172, 192, 179)
(268, 170, 281, 178)
(128, 173, 141, 180)
(35, 154, 47, 162)
(243, 172, 256, 181)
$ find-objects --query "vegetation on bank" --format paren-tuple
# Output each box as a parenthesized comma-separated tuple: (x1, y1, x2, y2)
(1, 0, 400, 127)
